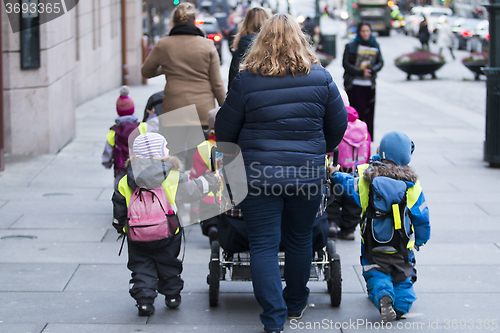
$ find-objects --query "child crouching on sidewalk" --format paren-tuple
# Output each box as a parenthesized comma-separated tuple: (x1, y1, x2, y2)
(330, 131, 430, 321)
(112, 133, 218, 316)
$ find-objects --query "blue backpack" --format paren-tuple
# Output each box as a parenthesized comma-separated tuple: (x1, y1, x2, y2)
(361, 176, 413, 263)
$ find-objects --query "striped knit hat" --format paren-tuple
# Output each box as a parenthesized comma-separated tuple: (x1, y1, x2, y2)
(116, 86, 135, 116)
(132, 133, 169, 159)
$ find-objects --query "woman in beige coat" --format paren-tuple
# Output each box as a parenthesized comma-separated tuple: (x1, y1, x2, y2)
(141, 2, 226, 169)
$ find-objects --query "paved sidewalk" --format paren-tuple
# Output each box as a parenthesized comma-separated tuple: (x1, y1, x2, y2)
(1, 38, 500, 333)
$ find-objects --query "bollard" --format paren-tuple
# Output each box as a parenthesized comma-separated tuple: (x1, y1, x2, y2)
(483, 68, 500, 167)
(321, 34, 337, 59)
(483, 0, 500, 167)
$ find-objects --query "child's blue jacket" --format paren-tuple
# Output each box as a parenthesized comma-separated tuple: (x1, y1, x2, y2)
(332, 163, 430, 246)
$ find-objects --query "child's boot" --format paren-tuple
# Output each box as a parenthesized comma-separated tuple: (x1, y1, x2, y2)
(379, 296, 396, 322)
(165, 294, 181, 308)
(136, 302, 155, 316)
(396, 310, 406, 320)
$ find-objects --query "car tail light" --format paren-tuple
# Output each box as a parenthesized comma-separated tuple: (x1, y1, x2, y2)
(486, 33, 490, 40)
(208, 34, 222, 42)
(195, 20, 204, 25)
(461, 30, 473, 38)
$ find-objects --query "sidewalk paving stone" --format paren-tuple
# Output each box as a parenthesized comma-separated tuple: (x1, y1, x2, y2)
(1, 31, 500, 332)
(0, 263, 78, 292)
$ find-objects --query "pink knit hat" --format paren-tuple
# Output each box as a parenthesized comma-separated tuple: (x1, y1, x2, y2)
(116, 86, 135, 116)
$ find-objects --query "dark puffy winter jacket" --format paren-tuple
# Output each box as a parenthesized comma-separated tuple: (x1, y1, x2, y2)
(215, 64, 348, 191)
(342, 41, 384, 90)
(228, 33, 256, 90)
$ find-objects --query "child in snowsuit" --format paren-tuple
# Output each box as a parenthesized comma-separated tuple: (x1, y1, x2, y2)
(112, 133, 217, 316)
(331, 131, 430, 321)
(102, 86, 158, 188)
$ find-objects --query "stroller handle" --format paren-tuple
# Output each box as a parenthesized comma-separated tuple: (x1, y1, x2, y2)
(332, 147, 339, 167)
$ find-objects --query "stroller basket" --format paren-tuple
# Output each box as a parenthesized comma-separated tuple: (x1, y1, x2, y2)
(208, 212, 342, 307)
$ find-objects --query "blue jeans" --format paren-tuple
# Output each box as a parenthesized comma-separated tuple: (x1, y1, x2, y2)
(239, 191, 322, 331)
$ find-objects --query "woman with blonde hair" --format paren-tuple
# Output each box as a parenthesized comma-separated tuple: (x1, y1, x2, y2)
(215, 14, 347, 333)
(141, 2, 225, 169)
(228, 6, 271, 89)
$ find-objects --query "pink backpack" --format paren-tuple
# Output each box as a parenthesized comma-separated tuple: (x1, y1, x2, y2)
(127, 186, 179, 242)
(337, 119, 371, 172)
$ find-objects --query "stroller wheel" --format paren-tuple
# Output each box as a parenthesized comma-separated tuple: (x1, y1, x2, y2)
(326, 239, 342, 307)
(209, 240, 220, 307)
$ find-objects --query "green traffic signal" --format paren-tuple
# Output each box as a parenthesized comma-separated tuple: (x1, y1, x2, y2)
(173, 0, 180, 4)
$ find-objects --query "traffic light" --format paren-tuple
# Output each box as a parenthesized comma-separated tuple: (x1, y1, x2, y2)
(173, 0, 180, 5)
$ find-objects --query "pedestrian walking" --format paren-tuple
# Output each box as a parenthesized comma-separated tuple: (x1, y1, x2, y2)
(215, 14, 347, 333)
(228, 6, 271, 90)
(418, 17, 430, 50)
(112, 133, 218, 316)
(102, 86, 158, 188)
(437, 16, 455, 60)
(141, 2, 226, 170)
(342, 21, 383, 140)
(331, 131, 430, 322)
(301, 16, 316, 40)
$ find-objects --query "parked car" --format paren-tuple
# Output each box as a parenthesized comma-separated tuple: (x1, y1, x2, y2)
(451, 17, 482, 50)
(468, 20, 489, 52)
(195, 16, 223, 64)
(198, 0, 230, 36)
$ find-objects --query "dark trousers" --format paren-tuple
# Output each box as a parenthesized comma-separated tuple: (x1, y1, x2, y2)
(326, 192, 362, 233)
(127, 232, 184, 303)
(347, 85, 376, 140)
(238, 191, 322, 331)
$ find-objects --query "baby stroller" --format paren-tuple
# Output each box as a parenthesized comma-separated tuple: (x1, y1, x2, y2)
(206, 148, 342, 308)
(142, 91, 164, 122)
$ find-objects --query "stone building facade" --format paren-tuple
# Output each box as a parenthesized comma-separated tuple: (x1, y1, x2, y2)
(1, 0, 143, 155)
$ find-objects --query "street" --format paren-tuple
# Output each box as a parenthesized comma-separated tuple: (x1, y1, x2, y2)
(0, 17, 499, 333)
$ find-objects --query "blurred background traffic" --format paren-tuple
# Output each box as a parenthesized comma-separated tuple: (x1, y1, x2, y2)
(142, 0, 490, 55)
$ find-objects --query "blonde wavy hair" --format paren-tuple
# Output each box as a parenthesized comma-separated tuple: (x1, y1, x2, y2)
(232, 7, 271, 52)
(241, 14, 320, 77)
(172, 3, 197, 26)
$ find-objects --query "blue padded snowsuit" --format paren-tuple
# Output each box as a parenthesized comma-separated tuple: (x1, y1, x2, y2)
(332, 163, 430, 315)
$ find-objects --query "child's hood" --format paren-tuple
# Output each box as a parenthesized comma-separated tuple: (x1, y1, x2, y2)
(127, 156, 183, 189)
(115, 115, 138, 125)
(362, 163, 418, 185)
